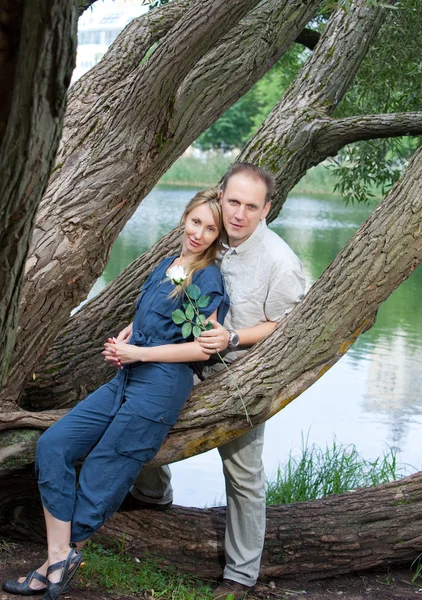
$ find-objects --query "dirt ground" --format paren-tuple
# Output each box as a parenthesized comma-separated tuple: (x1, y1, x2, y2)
(0, 541, 421, 600)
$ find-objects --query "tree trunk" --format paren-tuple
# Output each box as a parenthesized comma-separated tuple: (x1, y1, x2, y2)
(21, 0, 393, 410)
(0, 0, 321, 406)
(0, 0, 77, 387)
(2, 469, 422, 581)
(103, 472, 422, 580)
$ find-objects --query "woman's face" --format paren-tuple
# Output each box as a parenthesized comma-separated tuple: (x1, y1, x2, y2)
(182, 203, 220, 257)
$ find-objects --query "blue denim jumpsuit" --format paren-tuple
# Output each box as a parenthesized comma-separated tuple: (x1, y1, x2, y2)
(35, 256, 229, 542)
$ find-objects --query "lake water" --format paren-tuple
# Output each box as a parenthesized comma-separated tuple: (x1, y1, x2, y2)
(89, 186, 422, 507)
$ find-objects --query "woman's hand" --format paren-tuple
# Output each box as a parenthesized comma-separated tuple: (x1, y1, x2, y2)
(103, 340, 144, 366)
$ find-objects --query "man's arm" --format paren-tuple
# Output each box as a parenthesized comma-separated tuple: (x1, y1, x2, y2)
(198, 265, 306, 354)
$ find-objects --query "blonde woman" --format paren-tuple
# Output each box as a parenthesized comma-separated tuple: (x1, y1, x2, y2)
(3, 189, 228, 600)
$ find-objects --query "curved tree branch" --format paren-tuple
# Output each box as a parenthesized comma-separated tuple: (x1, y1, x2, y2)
(239, 0, 388, 221)
(70, 0, 191, 109)
(314, 111, 422, 155)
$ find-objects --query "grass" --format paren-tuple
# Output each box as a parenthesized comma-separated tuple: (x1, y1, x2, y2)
(266, 437, 404, 505)
(78, 538, 213, 599)
(411, 553, 422, 584)
(159, 152, 232, 187)
(159, 152, 342, 197)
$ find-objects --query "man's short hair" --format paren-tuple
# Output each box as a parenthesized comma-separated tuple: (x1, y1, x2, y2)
(221, 162, 275, 204)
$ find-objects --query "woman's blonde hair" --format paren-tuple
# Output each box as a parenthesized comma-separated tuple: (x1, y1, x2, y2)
(170, 188, 223, 296)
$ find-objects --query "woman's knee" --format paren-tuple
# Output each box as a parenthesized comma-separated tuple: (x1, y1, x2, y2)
(36, 425, 66, 466)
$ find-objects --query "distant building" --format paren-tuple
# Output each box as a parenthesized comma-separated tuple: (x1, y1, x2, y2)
(72, 1, 147, 83)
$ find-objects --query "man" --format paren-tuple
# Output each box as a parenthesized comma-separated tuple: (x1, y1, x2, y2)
(123, 163, 306, 599)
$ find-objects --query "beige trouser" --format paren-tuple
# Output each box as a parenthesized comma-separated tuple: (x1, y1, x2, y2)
(131, 422, 266, 586)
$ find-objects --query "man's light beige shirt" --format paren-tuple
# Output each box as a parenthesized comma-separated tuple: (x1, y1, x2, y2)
(217, 220, 306, 363)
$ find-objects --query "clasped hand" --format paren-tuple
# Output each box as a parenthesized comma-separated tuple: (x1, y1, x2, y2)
(103, 320, 230, 367)
(102, 323, 140, 368)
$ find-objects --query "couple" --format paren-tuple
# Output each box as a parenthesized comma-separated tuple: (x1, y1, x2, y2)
(3, 162, 305, 600)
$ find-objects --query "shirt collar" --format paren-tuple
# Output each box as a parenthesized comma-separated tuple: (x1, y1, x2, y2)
(221, 220, 267, 255)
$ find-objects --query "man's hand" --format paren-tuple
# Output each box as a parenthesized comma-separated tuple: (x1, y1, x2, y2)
(103, 340, 142, 365)
(116, 323, 133, 343)
(198, 320, 230, 355)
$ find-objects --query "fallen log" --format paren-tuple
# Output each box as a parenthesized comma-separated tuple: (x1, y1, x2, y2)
(2, 471, 422, 580)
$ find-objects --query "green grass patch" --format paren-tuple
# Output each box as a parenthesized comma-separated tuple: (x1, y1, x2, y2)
(266, 437, 404, 505)
(78, 538, 213, 599)
(159, 153, 232, 187)
(159, 152, 383, 199)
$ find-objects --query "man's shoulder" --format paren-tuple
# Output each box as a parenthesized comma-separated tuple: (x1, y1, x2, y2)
(261, 226, 302, 270)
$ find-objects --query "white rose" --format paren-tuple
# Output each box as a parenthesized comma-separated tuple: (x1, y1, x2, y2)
(167, 265, 188, 285)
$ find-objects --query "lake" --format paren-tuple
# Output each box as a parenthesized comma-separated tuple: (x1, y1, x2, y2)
(88, 186, 422, 507)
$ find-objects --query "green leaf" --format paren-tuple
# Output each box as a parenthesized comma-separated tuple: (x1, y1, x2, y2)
(172, 309, 186, 325)
(197, 295, 211, 308)
(183, 301, 189, 310)
(192, 325, 202, 338)
(205, 322, 213, 330)
(186, 284, 201, 300)
(196, 314, 206, 325)
(181, 322, 192, 338)
(186, 304, 195, 321)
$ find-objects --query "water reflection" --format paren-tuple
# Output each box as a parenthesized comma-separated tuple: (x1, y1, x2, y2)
(88, 186, 422, 506)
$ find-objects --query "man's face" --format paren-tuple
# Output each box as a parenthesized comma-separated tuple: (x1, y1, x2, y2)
(220, 173, 270, 247)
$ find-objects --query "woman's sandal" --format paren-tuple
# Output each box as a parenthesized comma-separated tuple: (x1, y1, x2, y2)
(43, 546, 83, 600)
(3, 571, 49, 596)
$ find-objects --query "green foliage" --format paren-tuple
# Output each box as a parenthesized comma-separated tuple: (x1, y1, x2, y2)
(195, 45, 309, 151)
(266, 437, 404, 505)
(142, 0, 172, 10)
(327, 138, 414, 205)
(79, 539, 213, 598)
(332, 0, 422, 203)
(195, 88, 260, 151)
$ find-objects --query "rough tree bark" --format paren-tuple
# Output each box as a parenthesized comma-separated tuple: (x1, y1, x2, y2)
(102, 472, 422, 579)
(2, 469, 422, 580)
(0, 0, 77, 387)
(24, 0, 422, 410)
(0, 0, 321, 406)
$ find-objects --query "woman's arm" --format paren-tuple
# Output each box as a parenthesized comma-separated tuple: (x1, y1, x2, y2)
(103, 311, 217, 365)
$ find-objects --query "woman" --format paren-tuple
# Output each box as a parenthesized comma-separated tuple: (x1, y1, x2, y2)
(3, 188, 229, 599)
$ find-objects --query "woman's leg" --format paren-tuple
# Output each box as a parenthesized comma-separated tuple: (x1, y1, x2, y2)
(71, 397, 177, 542)
(33, 380, 120, 590)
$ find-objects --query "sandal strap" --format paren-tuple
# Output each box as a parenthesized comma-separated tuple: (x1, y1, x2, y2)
(46, 547, 80, 578)
(46, 560, 66, 576)
(28, 570, 48, 585)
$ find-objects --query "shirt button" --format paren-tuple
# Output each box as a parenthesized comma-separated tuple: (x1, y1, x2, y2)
(160, 417, 165, 423)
